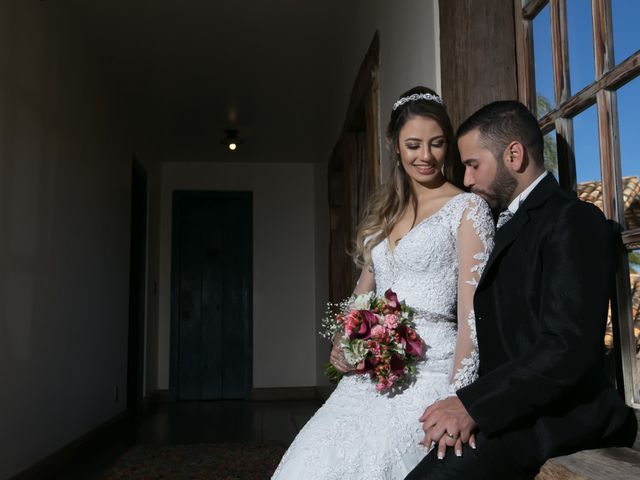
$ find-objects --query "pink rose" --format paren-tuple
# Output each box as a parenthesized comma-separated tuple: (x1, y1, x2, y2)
(384, 314, 399, 329)
(371, 324, 386, 339)
(375, 380, 390, 392)
(368, 340, 381, 356)
(344, 312, 360, 337)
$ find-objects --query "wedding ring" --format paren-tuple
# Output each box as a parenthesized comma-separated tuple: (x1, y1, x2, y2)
(446, 432, 458, 439)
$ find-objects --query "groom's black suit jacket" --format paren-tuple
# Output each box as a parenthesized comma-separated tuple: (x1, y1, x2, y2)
(457, 174, 636, 470)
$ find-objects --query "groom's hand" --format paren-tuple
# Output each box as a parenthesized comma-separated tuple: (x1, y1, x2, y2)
(419, 396, 477, 458)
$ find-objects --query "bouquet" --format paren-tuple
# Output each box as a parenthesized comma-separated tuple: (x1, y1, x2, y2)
(320, 289, 425, 392)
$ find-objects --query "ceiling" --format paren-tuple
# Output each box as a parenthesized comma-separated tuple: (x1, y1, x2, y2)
(62, 0, 361, 162)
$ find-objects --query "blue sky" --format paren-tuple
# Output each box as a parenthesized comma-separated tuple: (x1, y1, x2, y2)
(533, 1, 638, 183)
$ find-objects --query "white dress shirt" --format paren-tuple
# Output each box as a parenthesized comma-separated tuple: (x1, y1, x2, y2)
(506, 171, 548, 215)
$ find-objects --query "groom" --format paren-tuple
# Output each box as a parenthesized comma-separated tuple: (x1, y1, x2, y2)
(406, 101, 637, 479)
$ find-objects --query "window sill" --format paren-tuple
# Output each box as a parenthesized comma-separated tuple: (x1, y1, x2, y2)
(536, 448, 640, 480)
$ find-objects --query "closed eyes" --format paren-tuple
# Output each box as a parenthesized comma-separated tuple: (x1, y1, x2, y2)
(404, 139, 446, 150)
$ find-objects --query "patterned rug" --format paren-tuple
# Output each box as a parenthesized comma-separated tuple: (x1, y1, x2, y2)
(104, 442, 286, 480)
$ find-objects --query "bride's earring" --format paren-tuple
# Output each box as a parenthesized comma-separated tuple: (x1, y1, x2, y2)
(396, 160, 400, 167)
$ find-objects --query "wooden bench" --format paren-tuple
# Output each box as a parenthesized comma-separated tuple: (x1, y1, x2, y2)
(535, 448, 640, 480)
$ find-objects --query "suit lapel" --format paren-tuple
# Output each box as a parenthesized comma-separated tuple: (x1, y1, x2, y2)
(478, 173, 559, 287)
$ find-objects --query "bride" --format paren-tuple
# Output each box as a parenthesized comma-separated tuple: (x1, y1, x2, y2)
(272, 87, 494, 479)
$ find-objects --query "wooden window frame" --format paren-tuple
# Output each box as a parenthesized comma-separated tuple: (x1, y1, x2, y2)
(515, 0, 640, 407)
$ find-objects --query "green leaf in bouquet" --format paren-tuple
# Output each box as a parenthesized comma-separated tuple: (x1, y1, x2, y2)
(324, 362, 344, 383)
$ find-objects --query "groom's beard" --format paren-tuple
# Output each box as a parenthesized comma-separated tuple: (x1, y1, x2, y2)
(473, 161, 517, 211)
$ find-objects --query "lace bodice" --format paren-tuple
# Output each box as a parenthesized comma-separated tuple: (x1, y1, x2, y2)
(272, 193, 494, 480)
(370, 193, 494, 393)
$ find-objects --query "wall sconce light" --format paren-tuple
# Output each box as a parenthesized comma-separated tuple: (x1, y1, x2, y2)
(221, 128, 243, 152)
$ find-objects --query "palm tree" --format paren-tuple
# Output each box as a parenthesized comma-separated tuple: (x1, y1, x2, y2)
(536, 95, 558, 175)
(629, 251, 640, 274)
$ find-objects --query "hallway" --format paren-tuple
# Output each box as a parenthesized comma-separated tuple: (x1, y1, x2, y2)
(28, 399, 320, 479)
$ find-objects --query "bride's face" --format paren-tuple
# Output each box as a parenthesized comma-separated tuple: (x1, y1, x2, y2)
(397, 116, 447, 187)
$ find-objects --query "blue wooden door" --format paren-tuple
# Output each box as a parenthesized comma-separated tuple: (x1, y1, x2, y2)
(171, 191, 252, 400)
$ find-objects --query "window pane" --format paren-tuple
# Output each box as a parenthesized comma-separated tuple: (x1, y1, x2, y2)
(574, 105, 602, 212)
(566, 0, 595, 93)
(612, 0, 640, 64)
(617, 79, 640, 231)
(533, 5, 555, 117)
(543, 130, 559, 179)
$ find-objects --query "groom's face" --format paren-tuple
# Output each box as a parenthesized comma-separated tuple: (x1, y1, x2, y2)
(458, 129, 517, 211)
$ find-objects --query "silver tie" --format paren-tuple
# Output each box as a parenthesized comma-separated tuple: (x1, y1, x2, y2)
(496, 210, 514, 229)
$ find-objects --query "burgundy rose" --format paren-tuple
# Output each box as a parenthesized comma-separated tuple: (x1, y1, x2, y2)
(390, 354, 406, 374)
(357, 357, 375, 373)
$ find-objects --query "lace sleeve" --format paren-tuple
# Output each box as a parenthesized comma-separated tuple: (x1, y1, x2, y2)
(353, 265, 375, 295)
(447, 196, 494, 395)
(353, 235, 377, 295)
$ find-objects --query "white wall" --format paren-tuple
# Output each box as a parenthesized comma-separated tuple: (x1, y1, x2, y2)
(0, 2, 134, 478)
(158, 162, 317, 389)
(313, 161, 332, 387)
(341, 0, 440, 149)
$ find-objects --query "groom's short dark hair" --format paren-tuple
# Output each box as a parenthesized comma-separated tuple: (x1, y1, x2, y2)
(457, 101, 544, 167)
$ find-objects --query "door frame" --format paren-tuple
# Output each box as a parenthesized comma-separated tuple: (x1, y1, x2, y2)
(127, 157, 148, 417)
(327, 31, 380, 302)
(169, 190, 253, 401)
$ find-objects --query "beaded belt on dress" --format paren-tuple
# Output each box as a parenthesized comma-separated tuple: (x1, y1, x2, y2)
(412, 308, 455, 323)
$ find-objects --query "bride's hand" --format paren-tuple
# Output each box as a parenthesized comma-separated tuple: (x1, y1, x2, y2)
(418, 396, 477, 457)
(434, 431, 477, 459)
(329, 339, 354, 373)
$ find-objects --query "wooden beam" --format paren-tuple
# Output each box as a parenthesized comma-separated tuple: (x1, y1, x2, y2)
(550, 0, 571, 103)
(596, 89, 624, 223)
(522, 0, 549, 20)
(439, 0, 517, 130)
(538, 50, 640, 131)
(622, 229, 640, 250)
(592, 0, 614, 78)
(514, 0, 537, 110)
(555, 117, 576, 191)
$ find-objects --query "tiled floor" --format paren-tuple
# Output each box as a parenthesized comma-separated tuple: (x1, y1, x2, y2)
(35, 400, 321, 480)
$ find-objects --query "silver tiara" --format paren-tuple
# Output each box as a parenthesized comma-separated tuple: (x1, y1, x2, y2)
(392, 93, 444, 111)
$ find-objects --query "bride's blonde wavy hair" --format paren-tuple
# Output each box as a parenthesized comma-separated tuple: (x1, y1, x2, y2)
(353, 86, 462, 268)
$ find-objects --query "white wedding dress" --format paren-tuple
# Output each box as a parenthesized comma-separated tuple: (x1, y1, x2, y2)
(272, 193, 494, 480)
